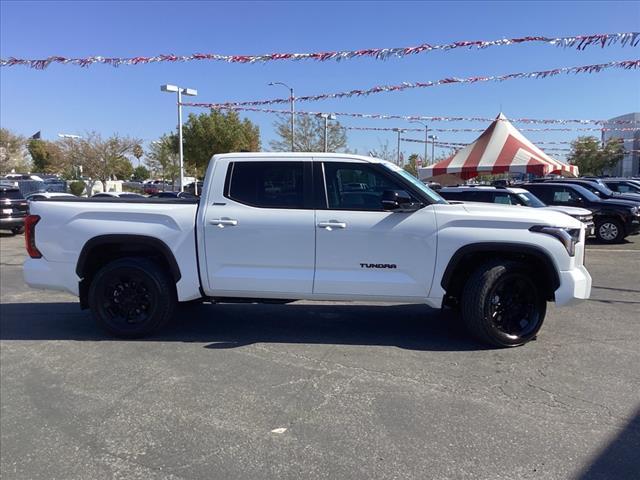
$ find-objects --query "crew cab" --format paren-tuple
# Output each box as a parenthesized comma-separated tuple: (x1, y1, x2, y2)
(522, 182, 640, 243)
(23, 153, 592, 348)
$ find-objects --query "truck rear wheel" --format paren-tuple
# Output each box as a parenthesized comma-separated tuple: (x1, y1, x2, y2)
(461, 260, 546, 347)
(88, 257, 176, 338)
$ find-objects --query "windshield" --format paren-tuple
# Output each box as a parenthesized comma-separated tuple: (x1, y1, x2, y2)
(382, 163, 447, 204)
(584, 181, 614, 196)
(516, 192, 546, 208)
(569, 184, 600, 202)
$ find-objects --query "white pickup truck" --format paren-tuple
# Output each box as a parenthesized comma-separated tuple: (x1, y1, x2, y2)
(23, 153, 592, 347)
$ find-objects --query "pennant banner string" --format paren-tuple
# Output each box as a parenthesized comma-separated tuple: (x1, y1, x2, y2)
(3, 32, 638, 69)
(185, 103, 640, 127)
(401, 137, 636, 145)
(209, 60, 640, 107)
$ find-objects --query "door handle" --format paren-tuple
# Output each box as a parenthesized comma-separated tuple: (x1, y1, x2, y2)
(209, 218, 238, 227)
(317, 221, 347, 230)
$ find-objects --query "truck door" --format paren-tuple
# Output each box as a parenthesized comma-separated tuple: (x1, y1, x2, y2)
(313, 161, 438, 299)
(202, 159, 315, 297)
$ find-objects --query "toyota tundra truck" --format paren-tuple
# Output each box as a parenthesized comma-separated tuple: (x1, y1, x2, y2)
(23, 153, 592, 347)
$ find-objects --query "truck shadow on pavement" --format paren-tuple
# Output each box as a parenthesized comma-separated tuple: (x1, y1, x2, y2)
(576, 406, 640, 480)
(0, 302, 487, 351)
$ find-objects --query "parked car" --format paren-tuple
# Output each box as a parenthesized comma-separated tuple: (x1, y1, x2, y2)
(601, 179, 640, 195)
(148, 191, 196, 199)
(0, 185, 29, 234)
(24, 153, 592, 348)
(184, 181, 204, 196)
(542, 178, 640, 203)
(439, 186, 595, 235)
(91, 192, 146, 199)
(421, 181, 442, 191)
(521, 182, 640, 243)
(143, 180, 173, 195)
(26, 192, 76, 201)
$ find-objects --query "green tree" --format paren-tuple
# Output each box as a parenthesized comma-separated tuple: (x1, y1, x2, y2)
(145, 135, 180, 187)
(69, 180, 86, 196)
(132, 144, 144, 166)
(111, 156, 134, 180)
(567, 136, 624, 176)
(0, 128, 29, 173)
(404, 153, 419, 177)
(270, 115, 347, 152)
(132, 165, 150, 181)
(59, 132, 139, 191)
(28, 139, 65, 173)
(181, 110, 260, 178)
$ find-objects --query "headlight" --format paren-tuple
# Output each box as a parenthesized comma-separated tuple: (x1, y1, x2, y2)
(631, 206, 640, 216)
(530, 225, 581, 256)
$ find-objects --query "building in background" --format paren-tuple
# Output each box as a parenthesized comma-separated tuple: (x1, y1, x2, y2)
(603, 113, 640, 177)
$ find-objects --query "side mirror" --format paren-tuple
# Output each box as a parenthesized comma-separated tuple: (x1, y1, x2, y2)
(381, 190, 418, 212)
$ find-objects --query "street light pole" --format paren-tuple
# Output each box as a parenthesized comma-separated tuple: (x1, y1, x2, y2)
(410, 121, 429, 166)
(269, 82, 295, 151)
(316, 113, 336, 152)
(429, 134, 438, 163)
(393, 128, 405, 165)
(161, 84, 197, 192)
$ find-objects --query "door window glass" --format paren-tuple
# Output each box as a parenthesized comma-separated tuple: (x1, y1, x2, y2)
(323, 163, 410, 210)
(552, 188, 580, 204)
(226, 162, 305, 209)
(493, 192, 514, 205)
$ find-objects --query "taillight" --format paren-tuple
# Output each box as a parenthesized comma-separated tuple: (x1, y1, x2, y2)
(24, 214, 42, 258)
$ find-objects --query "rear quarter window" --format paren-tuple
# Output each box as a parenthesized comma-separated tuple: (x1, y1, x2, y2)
(225, 161, 306, 209)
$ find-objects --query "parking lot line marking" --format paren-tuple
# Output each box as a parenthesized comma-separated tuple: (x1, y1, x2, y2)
(586, 249, 640, 252)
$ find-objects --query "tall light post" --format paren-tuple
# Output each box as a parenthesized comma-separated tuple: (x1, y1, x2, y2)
(410, 121, 429, 166)
(316, 113, 336, 152)
(393, 128, 405, 165)
(429, 134, 438, 163)
(269, 82, 295, 151)
(161, 84, 197, 192)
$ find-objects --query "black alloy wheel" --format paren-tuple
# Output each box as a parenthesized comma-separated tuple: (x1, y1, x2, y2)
(461, 260, 547, 347)
(88, 257, 176, 338)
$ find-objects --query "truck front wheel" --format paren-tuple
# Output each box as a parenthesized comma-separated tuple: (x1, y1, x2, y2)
(461, 260, 546, 347)
(88, 257, 176, 338)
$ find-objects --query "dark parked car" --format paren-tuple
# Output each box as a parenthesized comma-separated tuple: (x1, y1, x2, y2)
(148, 191, 197, 199)
(184, 181, 204, 196)
(542, 178, 640, 203)
(601, 179, 640, 195)
(0, 185, 29, 234)
(91, 192, 146, 199)
(522, 183, 640, 243)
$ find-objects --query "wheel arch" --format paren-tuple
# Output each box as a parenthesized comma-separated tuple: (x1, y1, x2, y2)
(441, 242, 560, 305)
(76, 234, 181, 308)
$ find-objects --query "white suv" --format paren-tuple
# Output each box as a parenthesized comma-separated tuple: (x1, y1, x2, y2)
(439, 185, 595, 236)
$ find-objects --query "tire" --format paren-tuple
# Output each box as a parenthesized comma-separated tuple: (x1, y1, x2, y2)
(11, 226, 24, 235)
(88, 257, 177, 338)
(461, 260, 547, 348)
(595, 218, 625, 244)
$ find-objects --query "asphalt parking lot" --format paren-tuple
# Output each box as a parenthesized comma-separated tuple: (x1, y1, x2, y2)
(1, 232, 639, 480)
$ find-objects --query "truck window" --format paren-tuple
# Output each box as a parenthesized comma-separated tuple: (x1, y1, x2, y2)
(552, 188, 579, 204)
(323, 163, 412, 210)
(493, 192, 513, 205)
(226, 161, 305, 209)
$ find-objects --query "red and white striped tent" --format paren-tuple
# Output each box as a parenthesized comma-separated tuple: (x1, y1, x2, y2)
(419, 113, 578, 184)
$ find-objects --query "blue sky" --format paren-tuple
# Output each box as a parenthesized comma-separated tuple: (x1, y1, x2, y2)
(1, 0, 639, 160)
